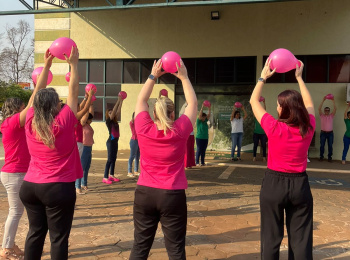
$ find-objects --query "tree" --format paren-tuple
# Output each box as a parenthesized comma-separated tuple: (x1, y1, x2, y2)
(0, 20, 34, 84)
(0, 81, 32, 110)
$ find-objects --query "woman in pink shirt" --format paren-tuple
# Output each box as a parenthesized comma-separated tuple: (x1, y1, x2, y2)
(250, 59, 315, 260)
(0, 50, 54, 260)
(129, 59, 197, 259)
(19, 47, 82, 260)
(76, 104, 95, 192)
(127, 112, 140, 177)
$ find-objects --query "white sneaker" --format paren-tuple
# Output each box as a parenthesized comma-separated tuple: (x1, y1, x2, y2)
(134, 172, 140, 176)
(127, 173, 134, 177)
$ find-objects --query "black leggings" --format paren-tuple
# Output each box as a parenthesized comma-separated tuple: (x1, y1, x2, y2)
(260, 169, 313, 260)
(130, 185, 187, 260)
(19, 181, 76, 260)
(253, 133, 267, 157)
(195, 138, 208, 165)
(104, 138, 119, 178)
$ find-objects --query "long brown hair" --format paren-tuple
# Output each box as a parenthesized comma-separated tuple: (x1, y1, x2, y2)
(105, 109, 118, 123)
(32, 88, 60, 148)
(277, 90, 313, 137)
(2, 98, 24, 121)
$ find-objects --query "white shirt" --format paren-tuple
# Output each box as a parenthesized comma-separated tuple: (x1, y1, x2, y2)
(231, 118, 244, 133)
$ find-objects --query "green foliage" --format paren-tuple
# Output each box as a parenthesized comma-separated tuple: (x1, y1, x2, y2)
(0, 81, 32, 109)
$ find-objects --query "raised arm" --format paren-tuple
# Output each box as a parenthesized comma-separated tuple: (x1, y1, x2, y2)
(241, 105, 248, 120)
(65, 46, 79, 115)
(20, 49, 54, 126)
(198, 104, 204, 120)
(331, 99, 337, 116)
(296, 61, 315, 116)
(135, 59, 166, 117)
(250, 58, 276, 123)
(76, 89, 93, 120)
(172, 60, 197, 125)
(207, 106, 211, 120)
(230, 106, 236, 121)
(114, 98, 124, 121)
(344, 103, 350, 119)
(109, 97, 122, 120)
(318, 97, 326, 116)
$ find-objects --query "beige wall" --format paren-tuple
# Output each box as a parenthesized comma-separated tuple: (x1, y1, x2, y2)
(35, 0, 350, 159)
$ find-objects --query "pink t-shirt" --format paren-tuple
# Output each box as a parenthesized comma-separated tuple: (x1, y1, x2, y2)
(261, 113, 316, 173)
(130, 121, 137, 140)
(1, 113, 30, 173)
(320, 114, 334, 132)
(83, 124, 94, 146)
(75, 120, 83, 143)
(24, 106, 83, 183)
(135, 111, 193, 190)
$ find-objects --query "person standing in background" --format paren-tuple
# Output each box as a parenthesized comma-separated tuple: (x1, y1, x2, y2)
(318, 97, 336, 162)
(195, 104, 211, 166)
(252, 99, 267, 162)
(341, 102, 350, 164)
(230, 105, 247, 161)
(127, 112, 140, 177)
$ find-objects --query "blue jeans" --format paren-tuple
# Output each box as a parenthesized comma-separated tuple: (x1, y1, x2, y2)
(104, 138, 119, 178)
(128, 139, 140, 173)
(75, 146, 92, 188)
(342, 135, 350, 161)
(195, 138, 208, 165)
(320, 131, 333, 159)
(231, 132, 243, 158)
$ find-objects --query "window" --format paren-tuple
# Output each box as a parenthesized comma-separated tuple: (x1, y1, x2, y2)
(78, 56, 257, 121)
(263, 54, 350, 83)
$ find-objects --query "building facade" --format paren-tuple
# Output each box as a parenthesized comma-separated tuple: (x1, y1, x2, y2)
(34, 0, 350, 160)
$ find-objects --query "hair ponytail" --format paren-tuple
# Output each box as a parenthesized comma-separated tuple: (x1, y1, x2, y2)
(32, 88, 60, 149)
(154, 97, 175, 135)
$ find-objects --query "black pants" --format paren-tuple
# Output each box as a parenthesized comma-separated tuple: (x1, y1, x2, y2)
(104, 137, 119, 178)
(195, 138, 208, 165)
(260, 169, 313, 260)
(19, 181, 76, 260)
(253, 133, 267, 157)
(130, 185, 187, 260)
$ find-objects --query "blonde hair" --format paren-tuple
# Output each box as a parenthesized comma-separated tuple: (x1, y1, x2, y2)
(32, 88, 60, 149)
(153, 97, 175, 135)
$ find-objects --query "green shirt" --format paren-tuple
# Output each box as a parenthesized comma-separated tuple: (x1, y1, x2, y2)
(196, 118, 208, 139)
(345, 119, 350, 138)
(254, 117, 265, 134)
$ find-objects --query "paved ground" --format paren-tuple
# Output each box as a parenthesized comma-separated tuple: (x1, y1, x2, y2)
(0, 145, 350, 259)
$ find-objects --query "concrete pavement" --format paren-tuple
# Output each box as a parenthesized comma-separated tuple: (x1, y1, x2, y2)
(0, 148, 350, 259)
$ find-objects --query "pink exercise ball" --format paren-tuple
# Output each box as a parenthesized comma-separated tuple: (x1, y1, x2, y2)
(325, 93, 334, 100)
(234, 102, 242, 108)
(259, 96, 265, 102)
(85, 84, 97, 94)
(31, 67, 53, 85)
(203, 100, 211, 108)
(49, 37, 77, 60)
(161, 51, 181, 73)
(65, 72, 71, 82)
(268, 48, 301, 73)
(118, 91, 127, 100)
(91, 95, 96, 103)
(160, 89, 168, 97)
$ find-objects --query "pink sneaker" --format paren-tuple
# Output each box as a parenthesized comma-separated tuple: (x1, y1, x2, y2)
(102, 178, 112, 184)
(108, 176, 121, 182)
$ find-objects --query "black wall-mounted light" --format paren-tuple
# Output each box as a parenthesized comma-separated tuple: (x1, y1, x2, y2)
(211, 11, 220, 20)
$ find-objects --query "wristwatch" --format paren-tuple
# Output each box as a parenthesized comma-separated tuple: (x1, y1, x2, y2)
(258, 78, 266, 83)
(148, 74, 156, 81)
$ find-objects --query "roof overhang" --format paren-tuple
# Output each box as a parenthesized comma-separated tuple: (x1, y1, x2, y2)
(2, 0, 308, 16)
